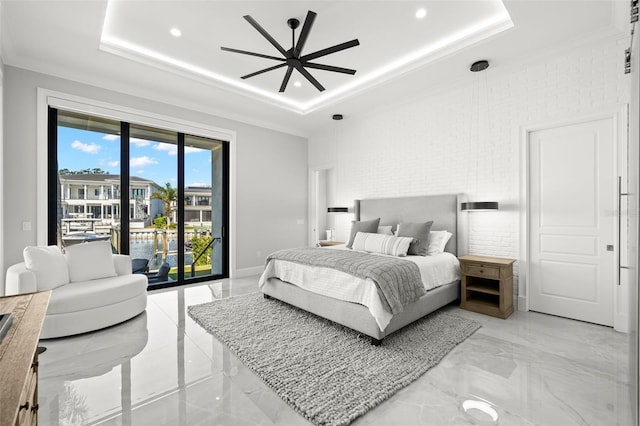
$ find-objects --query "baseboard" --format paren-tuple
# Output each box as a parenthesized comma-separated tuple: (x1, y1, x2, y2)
(517, 295, 528, 311)
(615, 313, 629, 333)
(233, 265, 264, 278)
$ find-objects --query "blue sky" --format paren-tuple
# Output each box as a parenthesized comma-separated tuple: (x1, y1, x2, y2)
(58, 127, 213, 188)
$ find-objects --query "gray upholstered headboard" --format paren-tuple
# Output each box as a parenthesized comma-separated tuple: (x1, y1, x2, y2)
(354, 194, 464, 256)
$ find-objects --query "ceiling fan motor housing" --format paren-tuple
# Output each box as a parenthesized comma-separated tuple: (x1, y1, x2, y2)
(287, 18, 300, 30)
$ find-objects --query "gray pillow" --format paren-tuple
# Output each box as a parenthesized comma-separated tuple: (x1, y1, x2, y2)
(346, 218, 381, 248)
(397, 221, 434, 256)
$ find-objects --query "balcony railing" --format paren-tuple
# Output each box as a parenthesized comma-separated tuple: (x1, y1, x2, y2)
(63, 195, 121, 201)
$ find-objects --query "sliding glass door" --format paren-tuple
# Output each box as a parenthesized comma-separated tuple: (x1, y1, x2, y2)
(128, 123, 179, 284)
(48, 108, 229, 287)
(183, 135, 227, 280)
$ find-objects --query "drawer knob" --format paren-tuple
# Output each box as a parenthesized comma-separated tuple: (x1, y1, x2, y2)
(31, 403, 39, 413)
(19, 401, 29, 411)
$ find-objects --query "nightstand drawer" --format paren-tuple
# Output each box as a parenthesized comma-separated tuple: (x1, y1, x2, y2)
(465, 264, 500, 279)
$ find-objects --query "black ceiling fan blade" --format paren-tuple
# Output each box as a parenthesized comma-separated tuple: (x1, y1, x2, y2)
(221, 47, 285, 62)
(279, 66, 294, 92)
(302, 62, 356, 75)
(301, 39, 360, 62)
(293, 64, 325, 92)
(294, 11, 316, 57)
(243, 15, 290, 58)
(242, 63, 287, 79)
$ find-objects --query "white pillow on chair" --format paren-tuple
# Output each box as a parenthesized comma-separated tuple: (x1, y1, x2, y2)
(23, 245, 70, 290)
(65, 241, 117, 282)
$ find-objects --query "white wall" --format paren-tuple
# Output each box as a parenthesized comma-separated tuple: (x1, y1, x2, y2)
(317, 169, 328, 238)
(309, 35, 631, 294)
(3, 66, 308, 276)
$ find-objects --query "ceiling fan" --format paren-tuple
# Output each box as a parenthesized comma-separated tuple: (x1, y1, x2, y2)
(221, 10, 359, 93)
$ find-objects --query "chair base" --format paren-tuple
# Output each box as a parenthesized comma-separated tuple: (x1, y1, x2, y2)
(41, 292, 147, 339)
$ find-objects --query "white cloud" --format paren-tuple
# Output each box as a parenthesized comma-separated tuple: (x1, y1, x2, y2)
(154, 142, 177, 155)
(108, 160, 119, 167)
(102, 134, 151, 147)
(131, 137, 151, 147)
(71, 140, 101, 154)
(136, 170, 145, 175)
(189, 182, 209, 187)
(130, 156, 158, 167)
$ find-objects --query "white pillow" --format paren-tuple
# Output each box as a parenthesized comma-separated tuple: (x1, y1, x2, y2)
(65, 241, 117, 282)
(377, 226, 393, 235)
(427, 230, 453, 255)
(352, 232, 413, 257)
(23, 245, 70, 290)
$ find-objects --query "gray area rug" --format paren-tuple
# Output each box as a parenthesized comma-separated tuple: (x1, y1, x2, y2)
(188, 292, 480, 426)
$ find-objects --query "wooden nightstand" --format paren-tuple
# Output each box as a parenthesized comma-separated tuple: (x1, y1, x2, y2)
(318, 240, 345, 247)
(458, 255, 515, 319)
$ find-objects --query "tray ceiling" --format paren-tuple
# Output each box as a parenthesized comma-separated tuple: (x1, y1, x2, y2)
(100, 1, 513, 114)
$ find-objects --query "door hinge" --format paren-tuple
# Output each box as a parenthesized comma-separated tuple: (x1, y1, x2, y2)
(625, 48, 632, 74)
(632, 0, 639, 23)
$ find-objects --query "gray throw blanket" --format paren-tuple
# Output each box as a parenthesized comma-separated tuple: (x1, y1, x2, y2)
(266, 247, 426, 314)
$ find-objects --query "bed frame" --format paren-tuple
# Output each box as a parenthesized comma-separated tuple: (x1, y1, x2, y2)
(261, 194, 465, 345)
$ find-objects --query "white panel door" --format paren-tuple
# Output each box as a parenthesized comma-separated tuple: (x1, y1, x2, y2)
(530, 118, 615, 326)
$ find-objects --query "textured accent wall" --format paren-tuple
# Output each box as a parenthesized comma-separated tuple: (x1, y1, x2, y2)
(309, 36, 631, 284)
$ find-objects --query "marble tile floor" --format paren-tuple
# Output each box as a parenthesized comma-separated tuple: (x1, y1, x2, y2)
(37, 276, 633, 426)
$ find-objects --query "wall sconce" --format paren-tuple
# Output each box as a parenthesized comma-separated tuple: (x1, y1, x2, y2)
(461, 201, 499, 211)
(327, 207, 349, 213)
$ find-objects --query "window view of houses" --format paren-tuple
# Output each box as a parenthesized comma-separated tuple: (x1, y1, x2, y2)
(56, 110, 223, 285)
(59, 172, 162, 229)
(59, 173, 213, 230)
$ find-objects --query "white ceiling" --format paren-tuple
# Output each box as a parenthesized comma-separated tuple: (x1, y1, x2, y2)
(0, 1, 628, 137)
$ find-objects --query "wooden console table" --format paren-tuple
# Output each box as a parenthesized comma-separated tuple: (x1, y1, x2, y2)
(0, 291, 50, 426)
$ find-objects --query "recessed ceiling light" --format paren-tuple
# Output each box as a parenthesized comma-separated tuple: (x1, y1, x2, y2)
(294, 81, 302, 88)
(416, 8, 427, 19)
(170, 27, 182, 37)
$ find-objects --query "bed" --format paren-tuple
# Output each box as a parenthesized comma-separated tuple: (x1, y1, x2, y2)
(259, 194, 465, 345)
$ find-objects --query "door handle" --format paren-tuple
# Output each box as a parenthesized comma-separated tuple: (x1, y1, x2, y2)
(618, 176, 631, 286)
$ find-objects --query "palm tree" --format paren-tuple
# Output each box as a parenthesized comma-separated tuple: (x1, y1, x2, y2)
(151, 182, 177, 225)
(151, 183, 177, 262)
